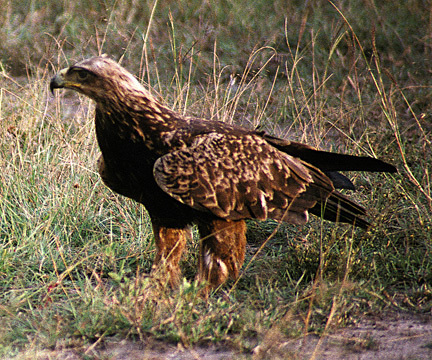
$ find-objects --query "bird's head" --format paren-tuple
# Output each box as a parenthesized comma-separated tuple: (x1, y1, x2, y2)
(50, 55, 148, 107)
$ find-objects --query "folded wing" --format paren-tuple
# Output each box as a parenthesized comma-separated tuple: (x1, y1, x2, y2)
(154, 132, 368, 227)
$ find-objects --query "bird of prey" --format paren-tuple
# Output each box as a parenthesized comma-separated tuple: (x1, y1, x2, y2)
(50, 55, 396, 290)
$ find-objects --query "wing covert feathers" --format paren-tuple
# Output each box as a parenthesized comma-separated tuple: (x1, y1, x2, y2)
(154, 132, 350, 225)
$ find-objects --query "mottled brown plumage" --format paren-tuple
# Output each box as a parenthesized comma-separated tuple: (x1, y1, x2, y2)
(50, 56, 397, 289)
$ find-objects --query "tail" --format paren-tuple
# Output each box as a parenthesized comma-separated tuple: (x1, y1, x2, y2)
(261, 133, 396, 229)
(263, 135, 397, 173)
(263, 135, 397, 190)
(310, 191, 370, 229)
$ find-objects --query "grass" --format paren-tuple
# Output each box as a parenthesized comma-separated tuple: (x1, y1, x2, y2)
(0, 0, 431, 358)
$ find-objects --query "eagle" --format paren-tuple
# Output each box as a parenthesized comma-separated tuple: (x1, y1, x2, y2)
(50, 56, 396, 290)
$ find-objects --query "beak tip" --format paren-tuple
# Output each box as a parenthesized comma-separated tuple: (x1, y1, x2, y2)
(50, 71, 65, 95)
(50, 75, 62, 95)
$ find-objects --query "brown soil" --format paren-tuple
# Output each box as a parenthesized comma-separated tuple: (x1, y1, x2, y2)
(10, 312, 432, 360)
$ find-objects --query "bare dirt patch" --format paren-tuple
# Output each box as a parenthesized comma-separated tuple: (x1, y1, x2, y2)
(9, 312, 432, 360)
(256, 312, 432, 360)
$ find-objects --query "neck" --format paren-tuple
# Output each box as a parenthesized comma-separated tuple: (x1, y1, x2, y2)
(94, 95, 183, 156)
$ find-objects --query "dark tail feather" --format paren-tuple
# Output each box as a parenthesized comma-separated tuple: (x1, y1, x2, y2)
(325, 171, 355, 190)
(309, 191, 370, 229)
(262, 134, 395, 228)
(263, 135, 397, 173)
(292, 149, 397, 173)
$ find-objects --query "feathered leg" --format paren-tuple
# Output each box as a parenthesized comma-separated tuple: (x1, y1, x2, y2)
(151, 219, 191, 287)
(197, 219, 247, 289)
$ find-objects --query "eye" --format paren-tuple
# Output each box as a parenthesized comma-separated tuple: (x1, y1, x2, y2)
(76, 70, 89, 80)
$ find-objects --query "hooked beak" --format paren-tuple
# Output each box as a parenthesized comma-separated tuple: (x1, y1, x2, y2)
(50, 68, 67, 94)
